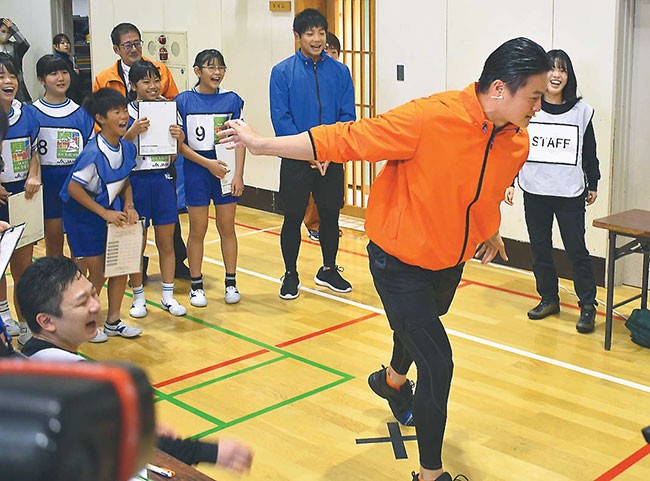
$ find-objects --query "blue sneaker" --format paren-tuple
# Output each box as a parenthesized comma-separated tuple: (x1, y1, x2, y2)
(368, 366, 415, 426)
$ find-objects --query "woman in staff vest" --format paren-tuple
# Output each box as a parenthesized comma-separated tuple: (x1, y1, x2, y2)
(506, 49, 600, 334)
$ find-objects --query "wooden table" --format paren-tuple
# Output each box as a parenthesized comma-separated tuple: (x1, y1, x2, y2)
(593, 209, 650, 350)
(147, 448, 216, 481)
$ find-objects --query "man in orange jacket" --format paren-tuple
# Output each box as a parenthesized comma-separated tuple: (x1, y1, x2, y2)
(93, 22, 178, 99)
(220, 37, 551, 481)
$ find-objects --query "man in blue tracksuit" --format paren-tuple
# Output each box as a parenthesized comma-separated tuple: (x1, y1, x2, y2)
(270, 8, 356, 300)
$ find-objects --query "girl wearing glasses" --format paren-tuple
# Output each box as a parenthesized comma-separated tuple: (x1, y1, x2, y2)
(175, 49, 245, 308)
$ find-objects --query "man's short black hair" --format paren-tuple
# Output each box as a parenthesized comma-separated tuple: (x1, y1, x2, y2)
(110, 22, 141, 46)
(477, 37, 552, 94)
(16, 257, 82, 334)
(293, 8, 328, 36)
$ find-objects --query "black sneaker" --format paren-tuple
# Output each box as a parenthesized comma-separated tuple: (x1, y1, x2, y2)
(411, 473, 468, 481)
(280, 272, 300, 300)
(576, 305, 596, 333)
(314, 266, 352, 293)
(527, 299, 560, 320)
(368, 366, 415, 426)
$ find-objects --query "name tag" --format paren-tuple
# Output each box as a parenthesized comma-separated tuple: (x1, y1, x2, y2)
(39, 127, 83, 166)
(527, 122, 579, 166)
(185, 113, 231, 152)
(136, 154, 171, 171)
(1, 137, 30, 182)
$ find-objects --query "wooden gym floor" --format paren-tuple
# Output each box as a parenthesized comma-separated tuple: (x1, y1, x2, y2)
(27, 206, 650, 481)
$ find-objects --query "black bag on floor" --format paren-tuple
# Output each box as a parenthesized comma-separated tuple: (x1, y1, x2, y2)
(624, 308, 650, 348)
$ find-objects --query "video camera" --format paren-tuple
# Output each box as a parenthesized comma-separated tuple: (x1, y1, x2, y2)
(0, 359, 155, 481)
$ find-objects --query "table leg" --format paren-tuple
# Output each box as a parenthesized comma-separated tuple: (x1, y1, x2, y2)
(605, 232, 616, 350)
(642, 248, 649, 310)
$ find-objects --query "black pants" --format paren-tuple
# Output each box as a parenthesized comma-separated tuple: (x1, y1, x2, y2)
(367, 241, 464, 470)
(279, 159, 344, 272)
(170, 162, 188, 265)
(523, 191, 596, 307)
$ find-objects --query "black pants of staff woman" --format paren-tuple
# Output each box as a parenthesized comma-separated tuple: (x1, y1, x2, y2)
(523, 191, 597, 307)
(367, 241, 464, 470)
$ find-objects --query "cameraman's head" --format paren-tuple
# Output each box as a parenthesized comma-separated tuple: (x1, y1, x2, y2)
(16, 257, 100, 351)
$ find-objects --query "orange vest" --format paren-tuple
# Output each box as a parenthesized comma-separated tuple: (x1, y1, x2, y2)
(93, 57, 179, 99)
(309, 83, 529, 271)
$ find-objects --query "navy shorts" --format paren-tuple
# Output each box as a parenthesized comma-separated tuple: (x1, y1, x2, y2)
(0, 180, 27, 222)
(183, 159, 238, 207)
(42, 166, 72, 220)
(131, 170, 178, 227)
(63, 199, 108, 258)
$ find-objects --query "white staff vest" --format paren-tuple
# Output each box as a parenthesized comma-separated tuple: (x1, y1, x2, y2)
(518, 100, 594, 197)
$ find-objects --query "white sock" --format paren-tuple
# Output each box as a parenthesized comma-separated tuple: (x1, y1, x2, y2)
(133, 285, 145, 306)
(0, 300, 12, 322)
(162, 282, 175, 304)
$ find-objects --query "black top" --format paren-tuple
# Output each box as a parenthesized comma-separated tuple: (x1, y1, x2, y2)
(157, 436, 219, 465)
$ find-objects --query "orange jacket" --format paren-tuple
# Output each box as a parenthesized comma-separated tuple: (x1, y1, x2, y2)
(309, 83, 529, 271)
(93, 57, 179, 99)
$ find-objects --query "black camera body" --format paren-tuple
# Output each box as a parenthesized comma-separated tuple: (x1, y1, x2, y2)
(0, 360, 155, 481)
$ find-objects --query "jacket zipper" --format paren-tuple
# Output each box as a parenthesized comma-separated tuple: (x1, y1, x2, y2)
(455, 123, 497, 265)
(313, 62, 322, 124)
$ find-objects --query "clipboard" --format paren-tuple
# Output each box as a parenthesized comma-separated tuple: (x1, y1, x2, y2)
(104, 219, 145, 278)
(0, 223, 25, 277)
(8, 190, 44, 250)
(137, 100, 178, 156)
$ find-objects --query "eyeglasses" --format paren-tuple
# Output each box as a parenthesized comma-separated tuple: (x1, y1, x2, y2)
(201, 65, 227, 73)
(119, 40, 144, 51)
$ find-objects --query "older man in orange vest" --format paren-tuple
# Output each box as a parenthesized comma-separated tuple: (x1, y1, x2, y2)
(93, 22, 178, 99)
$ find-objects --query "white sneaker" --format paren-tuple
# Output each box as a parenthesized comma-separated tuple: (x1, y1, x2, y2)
(161, 298, 187, 316)
(224, 286, 241, 304)
(2, 318, 19, 337)
(89, 328, 108, 343)
(129, 300, 147, 318)
(17, 325, 32, 346)
(104, 320, 143, 338)
(190, 288, 207, 307)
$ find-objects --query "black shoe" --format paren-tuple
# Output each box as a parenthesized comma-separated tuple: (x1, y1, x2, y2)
(576, 305, 596, 334)
(314, 266, 352, 293)
(368, 366, 415, 426)
(411, 472, 467, 481)
(280, 272, 300, 300)
(527, 299, 560, 320)
(175, 262, 192, 280)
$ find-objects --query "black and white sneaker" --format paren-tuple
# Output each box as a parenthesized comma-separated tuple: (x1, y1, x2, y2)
(314, 266, 352, 293)
(279, 272, 300, 300)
